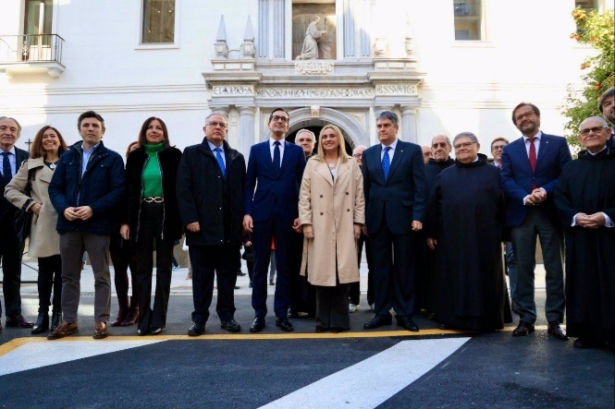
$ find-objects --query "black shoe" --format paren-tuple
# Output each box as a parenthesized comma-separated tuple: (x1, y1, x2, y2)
(396, 316, 419, 332)
(149, 327, 164, 336)
(547, 321, 569, 341)
(221, 319, 241, 333)
(363, 315, 392, 330)
(50, 312, 62, 332)
(250, 317, 266, 333)
(275, 317, 294, 332)
(188, 322, 205, 336)
(237, 270, 246, 276)
(31, 314, 50, 335)
(573, 338, 604, 349)
(137, 328, 149, 336)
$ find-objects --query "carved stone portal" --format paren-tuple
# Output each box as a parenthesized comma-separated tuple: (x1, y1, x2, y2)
(292, 3, 336, 60)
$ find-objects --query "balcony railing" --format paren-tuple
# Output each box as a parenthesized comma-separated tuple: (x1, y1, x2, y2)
(0, 34, 64, 64)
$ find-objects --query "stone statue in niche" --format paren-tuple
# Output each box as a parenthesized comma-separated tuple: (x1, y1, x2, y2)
(296, 16, 326, 60)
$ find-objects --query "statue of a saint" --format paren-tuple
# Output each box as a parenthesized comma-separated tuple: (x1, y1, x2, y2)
(296, 16, 326, 60)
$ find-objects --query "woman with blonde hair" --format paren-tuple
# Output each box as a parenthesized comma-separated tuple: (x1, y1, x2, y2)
(5, 125, 68, 334)
(298, 124, 365, 332)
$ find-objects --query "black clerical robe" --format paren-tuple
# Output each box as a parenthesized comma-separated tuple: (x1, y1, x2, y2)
(554, 148, 615, 344)
(427, 154, 512, 330)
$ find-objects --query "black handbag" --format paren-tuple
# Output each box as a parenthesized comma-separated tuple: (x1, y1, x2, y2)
(14, 167, 36, 243)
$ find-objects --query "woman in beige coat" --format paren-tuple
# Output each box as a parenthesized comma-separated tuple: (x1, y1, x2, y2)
(5, 126, 68, 334)
(299, 124, 365, 332)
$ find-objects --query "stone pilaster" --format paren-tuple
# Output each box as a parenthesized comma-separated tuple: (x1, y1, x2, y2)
(258, 0, 269, 58)
(238, 106, 256, 158)
(344, 0, 355, 58)
(400, 105, 417, 143)
(273, 0, 285, 58)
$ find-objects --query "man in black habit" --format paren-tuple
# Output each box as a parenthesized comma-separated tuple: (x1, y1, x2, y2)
(426, 132, 512, 331)
(554, 116, 615, 349)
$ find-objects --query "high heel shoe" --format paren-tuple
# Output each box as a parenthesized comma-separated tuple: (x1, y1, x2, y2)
(50, 312, 63, 332)
(31, 313, 49, 334)
(120, 308, 139, 326)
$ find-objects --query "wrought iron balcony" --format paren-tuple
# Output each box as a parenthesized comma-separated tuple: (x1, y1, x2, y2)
(0, 34, 65, 78)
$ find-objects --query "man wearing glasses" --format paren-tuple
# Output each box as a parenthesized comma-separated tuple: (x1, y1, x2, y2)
(500, 102, 571, 340)
(243, 108, 306, 332)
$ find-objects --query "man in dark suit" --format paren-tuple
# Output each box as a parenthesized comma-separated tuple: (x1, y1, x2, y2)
(501, 102, 571, 340)
(177, 113, 246, 336)
(361, 111, 427, 331)
(598, 86, 614, 148)
(0, 116, 33, 332)
(243, 108, 306, 332)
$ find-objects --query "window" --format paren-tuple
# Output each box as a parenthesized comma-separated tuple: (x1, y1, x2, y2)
(575, 0, 600, 13)
(24, 0, 53, 45)
(453, 0, 483, 41)
(142, 0, 175, 43)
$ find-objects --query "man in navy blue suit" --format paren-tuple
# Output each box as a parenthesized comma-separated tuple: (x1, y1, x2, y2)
(361, 111, 427, 332)
(501, 102, 571, 340)
(598, 87, 614, 148)
(243, 108, 306, 332)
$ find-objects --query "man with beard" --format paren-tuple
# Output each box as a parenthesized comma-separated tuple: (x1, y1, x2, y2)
(555, 116, 614, 349)
(598, 87, 614, 148)
(501, 102, 571, 340)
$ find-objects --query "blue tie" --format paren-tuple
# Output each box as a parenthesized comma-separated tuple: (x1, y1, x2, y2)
(2, 151, 12, 184)
(214, 148, 226, 178)
(273, 141, 281, 171)
(382, 146, 391, 180)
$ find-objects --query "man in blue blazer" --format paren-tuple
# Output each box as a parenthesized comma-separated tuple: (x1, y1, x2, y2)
(0, 116, 33, 331)
(501, 102, 571, 340)
(361, 111, 427, 331)
(243, 108, 306, 332)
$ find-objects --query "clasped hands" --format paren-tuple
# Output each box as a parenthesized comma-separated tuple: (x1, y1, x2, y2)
(63, 206, 93, 222)
(524, 188, 547, 205)
(574, 212, 606, 229)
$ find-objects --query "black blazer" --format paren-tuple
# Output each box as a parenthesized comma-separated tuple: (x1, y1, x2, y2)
(0, 146, 29, 223)
(124, 146, 183, 242)
(362, 140, 428, 236)
(176, 138, 246, 247)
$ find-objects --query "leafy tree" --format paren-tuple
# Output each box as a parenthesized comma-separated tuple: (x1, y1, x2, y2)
(561, 7, 615, 150)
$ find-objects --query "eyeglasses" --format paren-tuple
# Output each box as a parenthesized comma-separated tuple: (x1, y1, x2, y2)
(432, 142, 448, 149)
(353, 153, 363, 158)
(207, 121, 227, 128)
(579, 126, 605, 136)
(491, 145, 506, 150)
(271, 115, 289, 123)
(453, 142, 476, 150)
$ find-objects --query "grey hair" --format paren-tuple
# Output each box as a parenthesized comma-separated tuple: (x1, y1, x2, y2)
(599, 86, 615, 113)
(453, 132, 479, 145)
(0, 116, 22, 135)
(296, 129, 315, 141)
(376, 111, 399, 127)
(205, 112, 228, 125)
(431, 134, 452, 148)
(579, 116, 609, 130)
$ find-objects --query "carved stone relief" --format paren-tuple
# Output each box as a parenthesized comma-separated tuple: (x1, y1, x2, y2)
(292, 3, 336, 60)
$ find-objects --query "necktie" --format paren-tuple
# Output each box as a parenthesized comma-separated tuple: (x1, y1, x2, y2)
(214, 148, 226, 178)
(528, 137, 536, 189)
(2, 151, 12, 185)
(382, 146, 391, 180)
(273, 141, 281, 172)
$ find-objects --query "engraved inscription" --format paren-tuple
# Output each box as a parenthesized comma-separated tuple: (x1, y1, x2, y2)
(375, 84, 418, 96)
(256, 88, 374, 98)
(213, 86, 255, 96)
(294, 61, 334, 75)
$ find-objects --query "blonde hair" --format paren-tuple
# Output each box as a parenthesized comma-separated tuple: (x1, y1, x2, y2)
(316, 124, 348, 164)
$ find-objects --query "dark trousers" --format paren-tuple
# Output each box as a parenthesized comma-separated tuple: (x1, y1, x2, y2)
(252, 218, 299, 319)
(316, 284, 350, 330)
(135, 203, 173, 331)
(348, 234, 374, 306)
(110, 235, 138, 314)
(511, 207, 565, 324)
(190, 244, 239, 324)
(370, 219, 417, 318)
(0, 215, 25, 319)
(38, 255, 62, 314)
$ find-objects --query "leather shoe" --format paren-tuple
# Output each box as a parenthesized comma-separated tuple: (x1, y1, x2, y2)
(574, 338, 604, 349)
(93, 322, 109, 339)
(275, 317, 294, 332)
(221, 319, 241, 333)
(188, 322, 205, 336)
(120, 309, 139, 327)
(396, 316, 419, 332)
(50, 312, 62, 332)
(363, 315, 392, 330)
(6, 314, 34, 328)
(110, 310, 126, 327)
(249, 318, 266, 333)
(48, 322, 78, 340)
(31, 314, 50, 334)
(149, 327, 164, 336)
(547, 321, 568, 340)
(512, 320, 535, 337)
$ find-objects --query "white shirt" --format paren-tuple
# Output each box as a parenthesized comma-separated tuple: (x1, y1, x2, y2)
(269, 138, 285, 164)
(380, 138, 399, 163)
(208, 141, 225, 168)
(522, 131, 542, 158)
(0, 146, 17, 178)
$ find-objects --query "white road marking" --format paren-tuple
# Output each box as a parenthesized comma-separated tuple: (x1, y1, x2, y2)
(0, 340, 165, 377)
(259, 338, 470, 409)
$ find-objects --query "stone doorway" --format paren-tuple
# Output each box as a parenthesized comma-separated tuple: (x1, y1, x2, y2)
(286, 121, 353, 156)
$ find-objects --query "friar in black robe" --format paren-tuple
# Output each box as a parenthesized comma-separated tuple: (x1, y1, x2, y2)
(426, 153, 512, 330)
(554, 147, 615, 348)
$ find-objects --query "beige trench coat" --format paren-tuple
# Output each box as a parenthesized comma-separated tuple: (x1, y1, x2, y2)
(4, 157, 61, 258)
(299, 156, 365, 287)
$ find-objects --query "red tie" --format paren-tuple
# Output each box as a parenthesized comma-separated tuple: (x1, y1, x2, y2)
(528, 137, 536, 189)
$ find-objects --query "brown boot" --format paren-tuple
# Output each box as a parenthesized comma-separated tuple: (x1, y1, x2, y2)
(120, 308, 139, 326)
(110, 310, 127, 327)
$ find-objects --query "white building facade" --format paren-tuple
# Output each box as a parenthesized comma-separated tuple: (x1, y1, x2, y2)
(0, 0, 609, 156)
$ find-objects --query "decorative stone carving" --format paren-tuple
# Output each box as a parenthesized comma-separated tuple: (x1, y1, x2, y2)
(213, 85, 255, 96)
(373, 38, 389, 57)
(214, 16, 229, 58)
(310, 105, 320, 118)
(241, 16, 255, 59)
(294, 60, 334, 75)
(375, 84, 418, 96)
(256, 88, 374, 98)
(296, 16, 326, 60)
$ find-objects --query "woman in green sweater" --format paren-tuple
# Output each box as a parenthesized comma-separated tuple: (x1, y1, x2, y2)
(120, 117, 183, 335)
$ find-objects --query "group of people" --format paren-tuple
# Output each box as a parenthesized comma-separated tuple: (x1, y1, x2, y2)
(0, 87, 613, 349)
